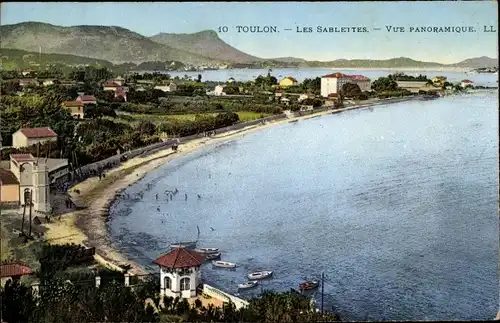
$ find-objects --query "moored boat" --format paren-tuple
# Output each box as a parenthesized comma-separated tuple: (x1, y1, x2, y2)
(212, 261, 236, 268)
(299, 280, 320, 291)
(205, 252, 221, 261)
(247, 270, 273, 280)
(196, 247, 219, 254)
(238, 281, 259, 289)
(170, 241, 197, 249)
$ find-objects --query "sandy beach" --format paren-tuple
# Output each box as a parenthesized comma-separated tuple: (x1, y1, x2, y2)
(42, 96, 420, 275)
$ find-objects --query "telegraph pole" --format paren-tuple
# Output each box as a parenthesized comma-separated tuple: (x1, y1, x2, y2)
(321, 272, 325, 314)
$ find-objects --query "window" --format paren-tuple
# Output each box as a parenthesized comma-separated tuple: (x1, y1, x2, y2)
(164, 276, 172, 289)
(180, 277, 190, 291)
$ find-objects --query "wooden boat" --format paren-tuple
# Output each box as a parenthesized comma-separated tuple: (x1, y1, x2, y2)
(299, 280, 320, 291)
(170, 241, 197, 249)
(171, 225, 200, 249)
(289, 120, 298, 123)
(196, 247, 219, 254)
(238, 281, 259, 289)
(212, 261, 236, 268)
(205, 252, 221, 261)
(247, 270, 273, 280)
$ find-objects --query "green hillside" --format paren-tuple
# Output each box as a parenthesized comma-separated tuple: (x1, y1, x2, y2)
(0, 48, 115, 70)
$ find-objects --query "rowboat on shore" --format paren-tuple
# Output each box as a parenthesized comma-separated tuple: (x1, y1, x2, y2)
(196, 247, 219, 254)
(170, 241, 197, 249)
(212, 261, 236, 268)
(205, 252, 221, 261)
(247, 270, 273, 280)
(298, 280, 320, 292)
(238, 281, 259, 289)
(171, 225, 200, 249)
(289, 120, 298, 123)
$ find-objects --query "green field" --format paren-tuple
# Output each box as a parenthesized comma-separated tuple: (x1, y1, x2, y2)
(128, 111, 270, 123)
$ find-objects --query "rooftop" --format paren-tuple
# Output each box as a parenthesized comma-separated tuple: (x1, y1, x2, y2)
(0, 168, 19, 185)
(103, 81, 121, 87)
(10, 154, 36, 163)
(322, 73, 370, 81)
(62, 100, 84, 107)
(18, 127, 57, 138)
(77, 95, 97, 102)
(154, 248, 205, 269)
(0, 262, 34, 278)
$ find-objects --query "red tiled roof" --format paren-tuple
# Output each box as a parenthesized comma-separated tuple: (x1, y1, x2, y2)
(0, 263, 34, 278)
(77, 95, 96, 102)
(115, 90, 127, 97)
(462, 79, 473, 83)
(62, 100, 84, 107)
(348, 75, 370, 81)
(154, 248, 205, 268)
(0, 169, 19, 185)
(18, 127, 57, 138)
(10, 154, 35, 162)
(322, 73, 370, 81)
(103, 81, 121, 87)
(322, 73, 347, 78)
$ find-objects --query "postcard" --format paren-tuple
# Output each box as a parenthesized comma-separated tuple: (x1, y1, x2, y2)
(0, 1, 498, 322)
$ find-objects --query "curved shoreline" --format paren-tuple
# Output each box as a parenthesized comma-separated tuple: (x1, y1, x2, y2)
(43, 96, 422, 275)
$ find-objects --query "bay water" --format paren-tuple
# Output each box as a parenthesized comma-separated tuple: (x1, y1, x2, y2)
(109, 90, 498, 321)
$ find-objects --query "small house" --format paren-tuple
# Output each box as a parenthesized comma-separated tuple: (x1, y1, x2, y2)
(0, 262, 34, 287)
(12, 127, 58, 149)
(154, 82, 177, 92)
(103, 81, 122, 91)
(76, 94, 97, 105)
(42, 79, 56, 86)
(279, 77, 298, 87)
(461, 80, 474, 88)
(114, 88, 128, 101)
(213, 85, 226, 96)
(154, 248, 205, 299)
(62, 101, 85, 119)
(19, 79, 38, 87)
(114, 76, 125, 86)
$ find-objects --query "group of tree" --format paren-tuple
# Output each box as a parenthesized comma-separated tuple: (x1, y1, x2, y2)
(387, 73, 430, 82)
(1, 279, 341, 323)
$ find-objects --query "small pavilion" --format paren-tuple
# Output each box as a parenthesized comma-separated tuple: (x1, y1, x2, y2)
(153, 248, 205, 299)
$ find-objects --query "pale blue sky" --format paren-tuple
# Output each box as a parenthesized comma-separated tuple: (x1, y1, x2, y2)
(1, 2, 498, 63)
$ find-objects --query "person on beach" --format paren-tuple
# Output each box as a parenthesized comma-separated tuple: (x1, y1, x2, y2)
(170, 194, 173, 201)
(197, 194, 201, 199)
(155, 194, 158, 200)
(185, 193, 188, 201)
(157, 207, 160, 212)
(174, 188, 178, 194)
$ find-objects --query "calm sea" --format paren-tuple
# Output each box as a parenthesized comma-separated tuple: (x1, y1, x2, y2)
(109, 88, 498, 321)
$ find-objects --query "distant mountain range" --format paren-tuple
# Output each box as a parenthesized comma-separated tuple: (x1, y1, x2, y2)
(0, 22, 497, 69)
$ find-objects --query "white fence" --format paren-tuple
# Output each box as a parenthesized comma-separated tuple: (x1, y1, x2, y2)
(203, 283, 249, 310)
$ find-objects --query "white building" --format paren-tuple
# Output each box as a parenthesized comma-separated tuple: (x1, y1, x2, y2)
(12, 127, 58, 149)
(154, 83, 177, 92)
(320, 73, 371, 97)
(154, 247, 205, 299)
(8, 154, 51, 212)
(213, 85, 226, 96)
(461, 80, 474, 88)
